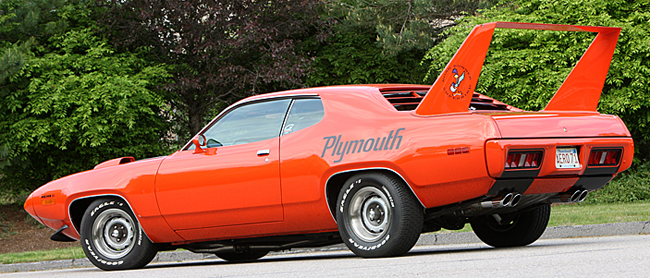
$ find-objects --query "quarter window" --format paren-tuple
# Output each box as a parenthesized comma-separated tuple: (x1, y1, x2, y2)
(282, 98, 324, 135)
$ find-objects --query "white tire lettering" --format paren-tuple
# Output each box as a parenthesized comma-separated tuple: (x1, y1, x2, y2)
(382, 186, 395, 208)
(346, 233, 390, 251)
(339, 183, 355, 212)
(138, 226, 143, 246)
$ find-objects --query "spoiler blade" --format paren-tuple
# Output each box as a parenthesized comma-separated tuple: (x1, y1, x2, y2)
(543, 26, 620, 111)
(414, 22, 621, 115)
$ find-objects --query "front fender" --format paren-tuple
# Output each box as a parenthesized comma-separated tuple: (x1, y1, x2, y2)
(27, 156, 183, 243)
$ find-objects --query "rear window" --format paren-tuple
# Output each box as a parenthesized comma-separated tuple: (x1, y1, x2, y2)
(382, 90, 518, 112)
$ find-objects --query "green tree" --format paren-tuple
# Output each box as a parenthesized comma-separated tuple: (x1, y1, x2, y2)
(307, 0, 496, 87)
(306, 25, 428, 86)
(0, 0, 172, 195)
(330, 0, 496, 55)
(424, 0, 650, 160)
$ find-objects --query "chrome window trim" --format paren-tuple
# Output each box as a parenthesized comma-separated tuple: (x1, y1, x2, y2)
(279, 99, 296, 137)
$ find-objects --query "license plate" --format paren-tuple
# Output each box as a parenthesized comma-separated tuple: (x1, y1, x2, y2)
(555, 148, 580, 169)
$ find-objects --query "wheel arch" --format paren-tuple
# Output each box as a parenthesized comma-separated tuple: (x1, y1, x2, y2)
(68, 194, 144, 238)
(324, 167, 424, 223)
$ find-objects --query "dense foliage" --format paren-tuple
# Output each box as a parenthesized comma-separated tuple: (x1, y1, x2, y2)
(100, 0, 327, 137)
(307, 0, 491, 87)
(584, 162, 650, 203)
(328, 0, 496, 55)
(306, 25, 428, 86)
(0, 0, 172, 194)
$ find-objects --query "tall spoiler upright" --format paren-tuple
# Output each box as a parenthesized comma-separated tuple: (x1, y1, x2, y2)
(414, 22, 621, 115)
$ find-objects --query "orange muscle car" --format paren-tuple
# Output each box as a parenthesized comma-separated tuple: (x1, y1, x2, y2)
(24, 22, 633, 270)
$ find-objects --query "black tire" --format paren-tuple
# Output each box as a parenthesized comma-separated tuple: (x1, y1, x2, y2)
(470, 203, 550, 247)
(80, 198, 158, 270)
(216, 250, 269, 262)
(336, 172, 423, 258)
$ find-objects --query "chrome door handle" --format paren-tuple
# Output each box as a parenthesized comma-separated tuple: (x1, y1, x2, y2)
(257, 149, 270, 156)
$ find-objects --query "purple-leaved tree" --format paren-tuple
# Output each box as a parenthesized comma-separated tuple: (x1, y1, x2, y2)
(101, 0, 328, 136)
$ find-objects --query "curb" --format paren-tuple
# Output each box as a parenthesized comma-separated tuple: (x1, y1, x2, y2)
(2, 221, 648, 273)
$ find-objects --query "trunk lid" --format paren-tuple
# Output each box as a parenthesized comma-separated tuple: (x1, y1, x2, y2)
(487, 112, 630, 138)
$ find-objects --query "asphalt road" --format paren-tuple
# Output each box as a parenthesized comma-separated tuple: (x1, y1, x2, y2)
(3, 234, 648, 277)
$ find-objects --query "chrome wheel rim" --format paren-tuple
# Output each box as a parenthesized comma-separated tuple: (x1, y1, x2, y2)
(92, 208, 135, 259)
(347, 187, 390, 242)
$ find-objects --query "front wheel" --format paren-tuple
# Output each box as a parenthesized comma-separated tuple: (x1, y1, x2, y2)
(80, 198, 158, 270)
(336, 172, 423, 258)
(470, 203, 550, 247)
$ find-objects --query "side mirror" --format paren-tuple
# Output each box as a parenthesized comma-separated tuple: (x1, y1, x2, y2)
(192, 135, 207, 154)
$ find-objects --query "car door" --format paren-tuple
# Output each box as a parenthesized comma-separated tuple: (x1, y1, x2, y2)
(155, 99, 291, 231)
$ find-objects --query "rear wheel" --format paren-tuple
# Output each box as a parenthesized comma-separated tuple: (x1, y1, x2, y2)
(80, 198, 158, 270)
(470, 203, 550, 247)
(216, 250, 269, 262)
(336, 172, 423, 257)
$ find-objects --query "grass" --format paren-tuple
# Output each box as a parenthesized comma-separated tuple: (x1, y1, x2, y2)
(1, 201, 649, 264)
(548, 201, 650, 226)
(433, 201, 650, 234)
(0, 246, 85, 265)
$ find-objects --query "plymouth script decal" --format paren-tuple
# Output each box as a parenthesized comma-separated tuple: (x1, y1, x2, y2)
(321, 128, 405, 163)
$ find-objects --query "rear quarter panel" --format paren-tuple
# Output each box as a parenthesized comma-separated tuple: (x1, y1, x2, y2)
(280, 88, 501, 226)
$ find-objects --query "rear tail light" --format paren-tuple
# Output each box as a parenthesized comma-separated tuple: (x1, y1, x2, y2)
(505, 151, 543, 169)
(588, 149, 621, 166)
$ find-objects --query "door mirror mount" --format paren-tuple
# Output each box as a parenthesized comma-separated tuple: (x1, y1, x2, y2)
(193, 135, 207, 154)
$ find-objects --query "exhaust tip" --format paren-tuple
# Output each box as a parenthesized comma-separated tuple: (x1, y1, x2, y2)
(570, 190, 582, 202)
(501, 193, 514, 207)
(510, 194, 522, 207)
(577, 190, 589, 202)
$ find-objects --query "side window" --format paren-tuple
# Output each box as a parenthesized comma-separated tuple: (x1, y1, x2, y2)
(202, 99, 291, 147)
(282, 98, 324, 135)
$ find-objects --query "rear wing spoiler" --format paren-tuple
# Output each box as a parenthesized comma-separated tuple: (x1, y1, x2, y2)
(414, 22, 621, 115)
